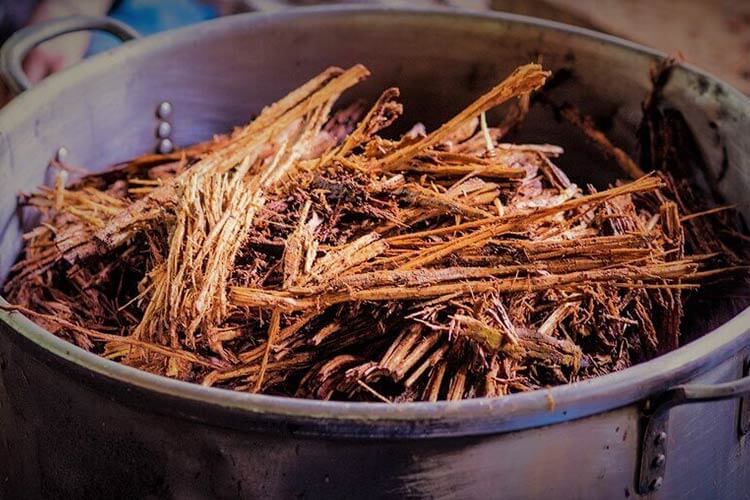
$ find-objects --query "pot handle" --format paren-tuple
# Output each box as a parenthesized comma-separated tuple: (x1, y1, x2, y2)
(0, 16, 139, 95)
(637, 368, 750, 494)
(654, 372, 750, 406)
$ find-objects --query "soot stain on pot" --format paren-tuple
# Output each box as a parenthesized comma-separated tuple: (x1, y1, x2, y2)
(0, 129, 14, 174)
(540, 67, 575, 95)
(696, 74, 710, 95)
(199, 444, 244, 498)
(465, 62, 495, 92)
(40, 429, 168, 499)
(717, 145, 730, 183)
(712, 82, 728, 99)
(715, 105, 731, 122)
(707, 119, 723, 149)
(286, 421, 302, 436)
(32, 117, 42, 139)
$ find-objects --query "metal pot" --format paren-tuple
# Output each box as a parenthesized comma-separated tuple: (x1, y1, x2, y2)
(1, 7, 749, 499)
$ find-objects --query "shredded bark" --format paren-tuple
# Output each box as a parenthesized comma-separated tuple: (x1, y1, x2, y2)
(3, 62, 748, 402)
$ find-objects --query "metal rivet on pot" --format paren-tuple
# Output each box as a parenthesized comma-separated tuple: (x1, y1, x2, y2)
(56, 146, 68, 162)
(157, 121, 172, 139)
(655, 431, 667, 445)
(650, 477, 664, 491)
(652, 454, 666, 468)
(157, 138, 174, 154)
(157, 101, 173, 119)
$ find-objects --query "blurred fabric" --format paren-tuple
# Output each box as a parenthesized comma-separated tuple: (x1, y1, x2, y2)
(0, 1, 38, 43)
(87, 0, 219, 55)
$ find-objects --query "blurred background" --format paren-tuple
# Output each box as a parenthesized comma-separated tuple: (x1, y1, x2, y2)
(1, 0, 749, 108)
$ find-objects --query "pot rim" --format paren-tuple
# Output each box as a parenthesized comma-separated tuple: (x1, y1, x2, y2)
(1, 5, 749, 439)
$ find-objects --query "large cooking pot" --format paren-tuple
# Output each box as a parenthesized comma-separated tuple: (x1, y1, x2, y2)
(1, 7, 749, 499)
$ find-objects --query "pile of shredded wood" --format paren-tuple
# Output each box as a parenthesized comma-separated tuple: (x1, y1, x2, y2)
(4, 63, 747, 402)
